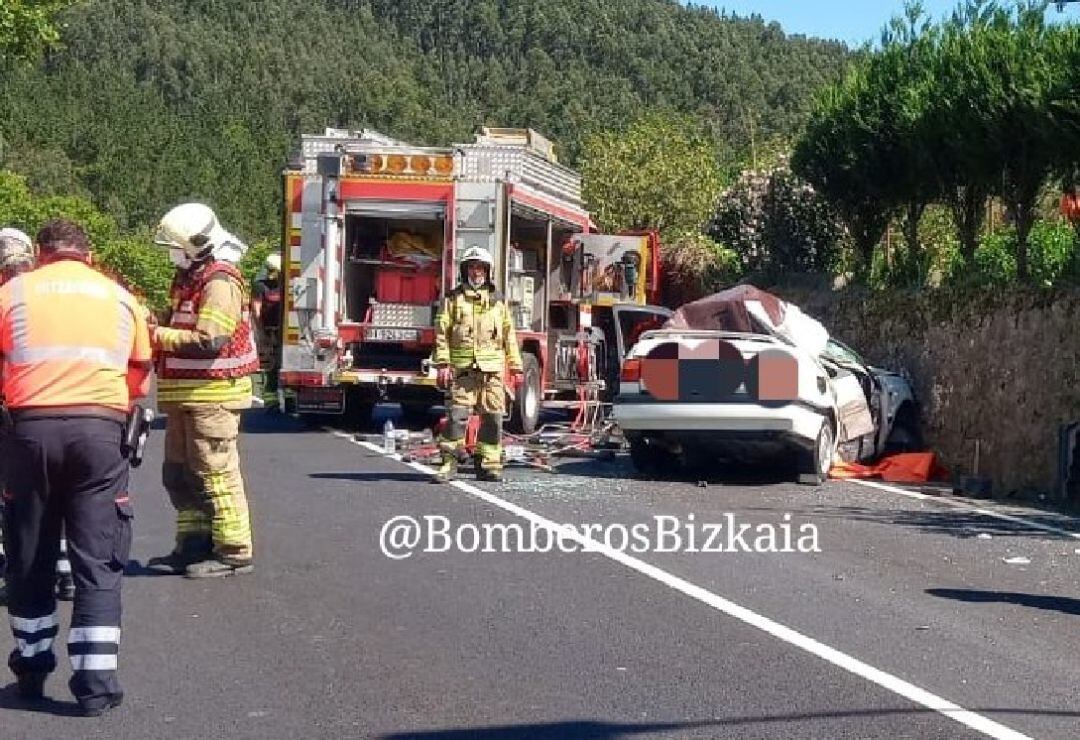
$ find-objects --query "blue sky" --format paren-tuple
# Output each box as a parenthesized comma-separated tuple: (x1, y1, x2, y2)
(697, 1, 1080, 46)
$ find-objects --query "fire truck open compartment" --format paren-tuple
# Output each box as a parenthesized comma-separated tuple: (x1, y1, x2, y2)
(505, 211, 577, 335)
(343, 211, 445, 325)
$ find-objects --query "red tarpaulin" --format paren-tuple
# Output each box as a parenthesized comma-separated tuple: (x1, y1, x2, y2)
(830, 453, 950, 484)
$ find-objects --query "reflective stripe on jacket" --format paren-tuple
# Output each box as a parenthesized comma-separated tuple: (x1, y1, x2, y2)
(433, 286, 523, 373)
(0, 260, 152, 411)
(156, 260, 258, 404)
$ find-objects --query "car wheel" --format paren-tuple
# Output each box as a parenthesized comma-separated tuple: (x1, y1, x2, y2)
(799, 421, 834, 486)
(629, 437, 672, 477)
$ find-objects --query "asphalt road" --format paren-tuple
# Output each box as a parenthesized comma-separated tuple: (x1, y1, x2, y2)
(2, 407, 1079, 739)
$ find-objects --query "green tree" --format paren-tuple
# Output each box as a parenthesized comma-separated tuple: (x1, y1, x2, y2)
(977, 1, 1071, 282)
(580, 110, 725, 234)
(711, 155, 844, 276)
(0, 169, 172, 309)
(792, 68, 894, 275)
(0, 0, 77, 62)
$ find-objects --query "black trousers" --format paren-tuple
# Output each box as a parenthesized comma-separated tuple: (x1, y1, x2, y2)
(2, 415, 132, 704)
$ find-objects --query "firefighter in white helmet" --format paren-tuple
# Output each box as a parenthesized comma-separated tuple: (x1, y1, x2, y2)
(147, 203, 259, 578)
(431, 245, 523, 483)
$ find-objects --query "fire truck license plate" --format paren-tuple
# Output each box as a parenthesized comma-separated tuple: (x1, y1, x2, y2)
(367, 328, 419, 342)
(295, 387, 345, 414)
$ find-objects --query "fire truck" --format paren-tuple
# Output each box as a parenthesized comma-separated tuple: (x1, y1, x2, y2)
(275, 127, 667, 433)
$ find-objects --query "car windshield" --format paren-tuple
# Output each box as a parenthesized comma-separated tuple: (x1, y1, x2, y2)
(822, 338, 864, 365)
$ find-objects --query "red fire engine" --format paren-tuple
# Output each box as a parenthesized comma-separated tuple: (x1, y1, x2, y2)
(276, 127, 667, 432)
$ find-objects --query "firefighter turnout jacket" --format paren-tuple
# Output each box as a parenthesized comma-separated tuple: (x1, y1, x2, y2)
(433, 286, 523, 373)
(156, 260, 258, 405)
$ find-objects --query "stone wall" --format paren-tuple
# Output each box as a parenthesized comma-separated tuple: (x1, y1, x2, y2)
(769, 283, 1080, 497)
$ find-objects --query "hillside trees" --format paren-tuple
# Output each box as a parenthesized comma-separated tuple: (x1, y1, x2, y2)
(0, 0, 850, 243)
(0, 0, 78, 63)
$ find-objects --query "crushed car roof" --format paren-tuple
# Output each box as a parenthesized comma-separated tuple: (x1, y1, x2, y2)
(663, 284, 830, 357)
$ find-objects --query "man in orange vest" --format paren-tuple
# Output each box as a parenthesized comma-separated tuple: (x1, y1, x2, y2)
(146, 203, 259, 578)
(0, 228, 75, 607)
(0, 219, 152, 715)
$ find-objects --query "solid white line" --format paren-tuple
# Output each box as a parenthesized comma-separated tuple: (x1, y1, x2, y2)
(848, 479, 1080, 541)
(333, 430, 1030, 740)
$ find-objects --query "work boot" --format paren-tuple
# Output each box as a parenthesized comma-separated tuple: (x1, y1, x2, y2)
(56, 574, 75, 602)
(16, 673, 46, 701)
(432, 457, 457, 484)
(146, 550, 205, 575)
(184, 558, 254, 579)
(78, 690, 124, 717)
(477, 468, 503, 483)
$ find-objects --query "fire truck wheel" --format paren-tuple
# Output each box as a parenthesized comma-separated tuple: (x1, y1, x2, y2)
(508, 353, 541, 435)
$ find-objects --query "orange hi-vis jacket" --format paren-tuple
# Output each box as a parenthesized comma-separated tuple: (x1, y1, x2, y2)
(0, 259, 153, 412)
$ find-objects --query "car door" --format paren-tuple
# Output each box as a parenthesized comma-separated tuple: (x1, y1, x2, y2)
(603, 304, 673, 400)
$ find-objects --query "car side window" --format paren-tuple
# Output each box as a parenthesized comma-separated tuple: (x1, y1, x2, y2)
(823, 339, 864, 366)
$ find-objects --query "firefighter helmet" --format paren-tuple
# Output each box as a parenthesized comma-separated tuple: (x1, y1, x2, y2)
(460, 245, 494, 268)
(154, 202, 246, 264)
(0, 227, 34, 272)
(459, 245, 494, 287)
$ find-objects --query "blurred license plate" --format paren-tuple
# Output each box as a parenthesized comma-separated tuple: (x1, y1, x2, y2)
(367, 328, 419, 342)
(296, 387, 345, 414)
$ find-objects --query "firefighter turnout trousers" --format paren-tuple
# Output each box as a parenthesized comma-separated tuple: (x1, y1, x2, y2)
(439, 369, 506, 473)
(2, 415, 131, 706)
(161, 403, 253, 562)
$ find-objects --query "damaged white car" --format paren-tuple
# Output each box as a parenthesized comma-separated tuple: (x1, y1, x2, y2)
(612, 286, 920, 484)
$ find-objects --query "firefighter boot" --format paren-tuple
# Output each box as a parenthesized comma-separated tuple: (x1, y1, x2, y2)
(146, 535, 212, 575)
(184, 557, 254, 578)
(432, 455, 457, 484)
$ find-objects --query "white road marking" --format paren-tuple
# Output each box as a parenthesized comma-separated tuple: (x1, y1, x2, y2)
(330, 429, 1031, 740)
(848, 479, 1080, 541)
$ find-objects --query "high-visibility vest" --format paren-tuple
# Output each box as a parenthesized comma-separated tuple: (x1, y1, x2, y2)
(157, 261, 259, 382)
(0, 260, 151, 411)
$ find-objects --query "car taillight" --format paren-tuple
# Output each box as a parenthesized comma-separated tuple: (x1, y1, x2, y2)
(621, 358, 641, 382)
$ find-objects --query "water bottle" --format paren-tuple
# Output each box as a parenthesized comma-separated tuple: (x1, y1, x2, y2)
(383, 419, 396, 454)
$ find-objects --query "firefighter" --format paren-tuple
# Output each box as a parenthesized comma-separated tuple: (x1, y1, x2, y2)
(146, 202, 259, 578)
(0, 219, 152, 715)
(251, 253, 282, 394)
(0, 228, 74, 606)
(432, 246, 523, 483)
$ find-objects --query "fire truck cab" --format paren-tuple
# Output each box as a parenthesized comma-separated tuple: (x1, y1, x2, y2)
(277, 127, 663, 432)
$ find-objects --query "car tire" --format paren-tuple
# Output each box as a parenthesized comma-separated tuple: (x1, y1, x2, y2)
(799, 420, 834, 486)
(628, 437, 672, 477)
(508, 353, 541, 435)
